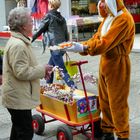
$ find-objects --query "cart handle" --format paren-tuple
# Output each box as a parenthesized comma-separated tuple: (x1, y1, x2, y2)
(70, 60, 95, 139)
(70, 60, 88, 66)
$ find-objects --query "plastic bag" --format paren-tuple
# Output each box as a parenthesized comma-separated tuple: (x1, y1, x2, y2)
(64, 61, 78, 77)
(64, 53, 78, 77)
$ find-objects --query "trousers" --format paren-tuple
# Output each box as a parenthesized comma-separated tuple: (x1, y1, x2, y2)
(47, 50, 75, 87)
(7, 109, 33, 140)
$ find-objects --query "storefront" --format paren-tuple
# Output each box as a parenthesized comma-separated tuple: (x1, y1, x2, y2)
(0, 0, 98, 28)
(124, 0, 140, 33)
(71, 0, 98, 16)
(0, 0, 139, 51)
(66, 0, 100, 41)
(1, 0, 140, 33)
(0, 0, 101, 41)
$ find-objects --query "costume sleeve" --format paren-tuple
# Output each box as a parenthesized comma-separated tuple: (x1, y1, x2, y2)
(85, 17, 129, 56)
(32, 14, 50, 42)
(80, 21, 103, 56)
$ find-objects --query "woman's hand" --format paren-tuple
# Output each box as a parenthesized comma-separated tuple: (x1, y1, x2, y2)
(44, 65, 53, 80)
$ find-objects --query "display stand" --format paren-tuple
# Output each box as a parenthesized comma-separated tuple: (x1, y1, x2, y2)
(67, 15, 101, 41)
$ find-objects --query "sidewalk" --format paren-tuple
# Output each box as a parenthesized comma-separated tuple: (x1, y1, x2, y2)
(132, 33, 140, 52)
(0, 34, 140, 140)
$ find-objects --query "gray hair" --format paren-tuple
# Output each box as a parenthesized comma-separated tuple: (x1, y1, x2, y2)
(8, 7, 31, 31)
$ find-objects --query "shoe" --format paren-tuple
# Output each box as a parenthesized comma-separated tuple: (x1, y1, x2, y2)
(101, 133, 115, 140)
(94, 120, 103, 138)
(117, 138, 129, 140)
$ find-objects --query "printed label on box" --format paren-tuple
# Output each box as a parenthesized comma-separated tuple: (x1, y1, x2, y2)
(77, 96, 97, 118)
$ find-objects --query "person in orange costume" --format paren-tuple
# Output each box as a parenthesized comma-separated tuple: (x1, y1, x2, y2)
(64, 0, 135, 140)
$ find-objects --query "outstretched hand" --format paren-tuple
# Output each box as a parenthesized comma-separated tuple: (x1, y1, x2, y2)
(64, 42, 87, 53)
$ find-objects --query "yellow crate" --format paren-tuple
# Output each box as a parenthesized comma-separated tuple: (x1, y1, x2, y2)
(40, 88, 100, 123)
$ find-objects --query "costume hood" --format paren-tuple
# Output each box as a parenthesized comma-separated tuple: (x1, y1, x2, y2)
(98, 0, 125, 17)
(105, 0, 117, 16)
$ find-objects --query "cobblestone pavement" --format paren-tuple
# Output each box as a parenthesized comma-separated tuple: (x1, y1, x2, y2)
(0, 34, 140, 140)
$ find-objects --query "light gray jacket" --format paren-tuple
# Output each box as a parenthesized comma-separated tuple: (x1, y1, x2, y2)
(2, 32, 45, 109)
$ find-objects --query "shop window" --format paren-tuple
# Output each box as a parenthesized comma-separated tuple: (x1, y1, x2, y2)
(124, 0, 140, 23)
(71, 0, 99, 17)
(124, 0, 140, 33)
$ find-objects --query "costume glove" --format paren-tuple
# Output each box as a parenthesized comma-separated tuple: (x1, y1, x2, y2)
(65, 42, 84, 53)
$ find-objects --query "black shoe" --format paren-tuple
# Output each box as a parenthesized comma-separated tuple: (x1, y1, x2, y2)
(101, 133, 115, 140)
(117, 138, 129, 140)
(94, 119, 103, 138)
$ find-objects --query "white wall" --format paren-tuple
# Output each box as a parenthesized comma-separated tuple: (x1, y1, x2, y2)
(5, 0, 17, 25)
(59, 0, 71, 19)
(0, 0, 70, 31)
(0, 0, 16, 31)
(0, 0, 6, 31)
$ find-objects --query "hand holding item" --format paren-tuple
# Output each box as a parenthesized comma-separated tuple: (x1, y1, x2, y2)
(44, 65, 53, 80)
(64, 42, 88, 53)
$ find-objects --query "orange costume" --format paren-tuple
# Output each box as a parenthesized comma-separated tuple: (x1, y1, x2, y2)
(81, 0, 135, 139)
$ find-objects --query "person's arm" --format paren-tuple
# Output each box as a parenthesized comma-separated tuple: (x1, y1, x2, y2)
(8, 44, 46, 80)
(79, 21, 103, 55)
(32, 14, 50, 42)
(84, 15, 133, 56)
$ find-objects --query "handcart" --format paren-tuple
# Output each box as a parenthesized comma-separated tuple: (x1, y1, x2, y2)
(32, 61, 102, 140)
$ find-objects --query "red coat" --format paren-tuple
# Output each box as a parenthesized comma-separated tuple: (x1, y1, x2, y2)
(37, 0, 48, 16)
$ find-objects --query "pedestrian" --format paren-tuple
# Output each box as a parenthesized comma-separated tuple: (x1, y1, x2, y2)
(2, 7, 53, 140)
(32, 0, 76, 88)
(64, 0, 135, 140)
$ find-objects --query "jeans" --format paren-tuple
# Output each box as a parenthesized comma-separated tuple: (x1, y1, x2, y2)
(47, 50, 75, 87)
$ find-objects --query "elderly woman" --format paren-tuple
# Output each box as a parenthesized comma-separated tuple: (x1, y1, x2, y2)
(2, 7, 53, 140)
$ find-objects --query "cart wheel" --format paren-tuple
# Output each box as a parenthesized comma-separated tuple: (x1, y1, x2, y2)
(32, 114, 45, 135)
(57, 125, 73, 140)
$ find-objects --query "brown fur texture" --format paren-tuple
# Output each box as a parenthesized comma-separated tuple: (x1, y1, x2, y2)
(81, 0, 135, 138)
